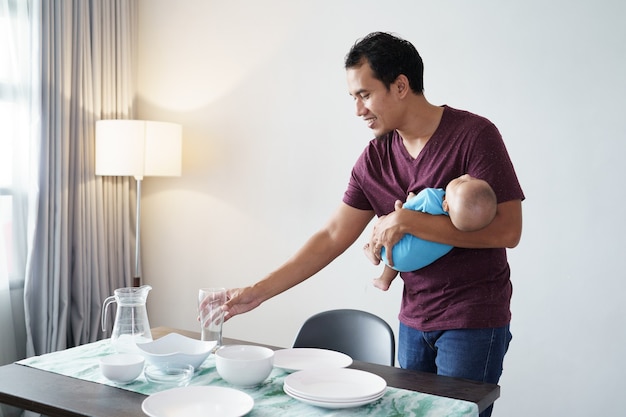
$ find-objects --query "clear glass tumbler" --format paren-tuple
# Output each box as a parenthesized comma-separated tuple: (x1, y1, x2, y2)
(198, 287, 226, 350)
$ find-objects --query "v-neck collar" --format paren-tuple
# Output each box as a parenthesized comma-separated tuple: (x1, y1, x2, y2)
(395, 105, 448, 163)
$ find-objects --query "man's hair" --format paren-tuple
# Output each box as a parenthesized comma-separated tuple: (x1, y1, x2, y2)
(344, 31, 424, 94)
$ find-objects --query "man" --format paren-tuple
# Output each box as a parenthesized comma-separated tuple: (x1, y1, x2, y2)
(223, 32, 524, 417)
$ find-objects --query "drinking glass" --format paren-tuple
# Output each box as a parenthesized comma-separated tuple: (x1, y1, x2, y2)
(198, 288, 226, 350)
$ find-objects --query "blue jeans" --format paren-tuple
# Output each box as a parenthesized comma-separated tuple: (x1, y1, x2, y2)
(398, 323, 512, 417)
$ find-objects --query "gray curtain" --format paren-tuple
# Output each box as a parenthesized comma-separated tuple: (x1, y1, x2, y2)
(24, 0, 138, 356)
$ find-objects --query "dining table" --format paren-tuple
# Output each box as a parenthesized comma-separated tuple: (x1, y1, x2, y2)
(0, 327, 500, 417)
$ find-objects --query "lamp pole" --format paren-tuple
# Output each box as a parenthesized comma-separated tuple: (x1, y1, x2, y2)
(134, 176, 143, 287)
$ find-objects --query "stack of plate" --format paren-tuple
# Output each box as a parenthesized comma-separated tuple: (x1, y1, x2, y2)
(283, 368, 387, 409)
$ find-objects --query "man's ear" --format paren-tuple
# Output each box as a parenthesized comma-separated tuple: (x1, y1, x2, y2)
(394, 74, 410, 97)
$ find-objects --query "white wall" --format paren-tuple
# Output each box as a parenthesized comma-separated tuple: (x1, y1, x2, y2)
(136, 1, 626, 416)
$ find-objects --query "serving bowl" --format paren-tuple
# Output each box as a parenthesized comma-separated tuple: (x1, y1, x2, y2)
(99, 353, 145, 384)
(136, 333, 215, 370)
(215, 344, 274, 387)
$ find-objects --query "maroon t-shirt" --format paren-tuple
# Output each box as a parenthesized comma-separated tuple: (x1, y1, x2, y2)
(343, 106, 525, 331)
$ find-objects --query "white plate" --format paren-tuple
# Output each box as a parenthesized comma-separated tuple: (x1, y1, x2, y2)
(283, 384, 383, 403)
(273, 348, 353, 372)
(141, 386, 254, 417)
(284, 368, 386, 401)
(284, 385, 385, 409)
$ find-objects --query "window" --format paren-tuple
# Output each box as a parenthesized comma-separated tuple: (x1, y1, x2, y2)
(0, 0, 31, 287)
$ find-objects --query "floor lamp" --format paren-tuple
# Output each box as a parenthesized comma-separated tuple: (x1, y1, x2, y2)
(95, 120, 182, 287)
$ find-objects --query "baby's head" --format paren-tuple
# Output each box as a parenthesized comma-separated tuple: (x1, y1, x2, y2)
(442, 174, 497, 232)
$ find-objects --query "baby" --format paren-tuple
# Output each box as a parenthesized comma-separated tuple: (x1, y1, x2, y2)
(365, 174, 497, 291)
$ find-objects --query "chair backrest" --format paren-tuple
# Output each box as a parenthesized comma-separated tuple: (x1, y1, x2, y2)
(292, 309, 395, 366)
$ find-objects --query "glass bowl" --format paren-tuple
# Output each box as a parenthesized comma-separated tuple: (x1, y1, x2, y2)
(144, 363, 194, 387)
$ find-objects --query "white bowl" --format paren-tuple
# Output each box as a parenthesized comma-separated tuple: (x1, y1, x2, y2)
(100, 353, 145, 384)
(136, 333, 215, 370)
(215, 345, 274, 387)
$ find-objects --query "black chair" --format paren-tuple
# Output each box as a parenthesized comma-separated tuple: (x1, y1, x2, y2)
(292, 309, 396, 366)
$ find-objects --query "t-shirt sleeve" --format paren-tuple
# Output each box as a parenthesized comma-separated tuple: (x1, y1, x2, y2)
(466, 123, 525, 204)
(343, 152, 375, 211)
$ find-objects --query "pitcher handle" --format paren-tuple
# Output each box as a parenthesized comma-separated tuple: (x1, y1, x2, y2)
(101, 295, 117, 332)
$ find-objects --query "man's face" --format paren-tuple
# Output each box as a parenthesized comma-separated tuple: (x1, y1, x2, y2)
(346, 62, 399, 137)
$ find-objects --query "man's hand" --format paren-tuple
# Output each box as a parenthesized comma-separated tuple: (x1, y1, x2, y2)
(221, 287, 263, 322)
(369, 199, 405, 267)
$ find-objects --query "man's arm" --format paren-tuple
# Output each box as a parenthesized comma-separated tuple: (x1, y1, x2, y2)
(370, 199, 522, 267)
(222, 203, 374, 321)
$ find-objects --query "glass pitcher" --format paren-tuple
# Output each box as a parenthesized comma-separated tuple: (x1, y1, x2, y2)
(102, 285, 153, 352)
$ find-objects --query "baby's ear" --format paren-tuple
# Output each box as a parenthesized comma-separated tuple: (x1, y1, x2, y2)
(442, 199, 449, 212)
(407, 192, 417, 199)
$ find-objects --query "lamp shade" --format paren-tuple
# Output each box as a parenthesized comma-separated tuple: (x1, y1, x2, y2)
(96, 120, 182, 179)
